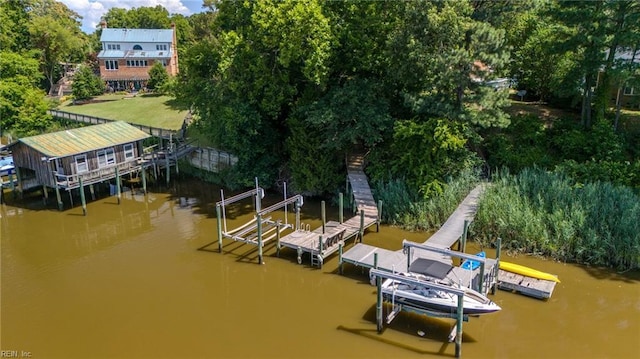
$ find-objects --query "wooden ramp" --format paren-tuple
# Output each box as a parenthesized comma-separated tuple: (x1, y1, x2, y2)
(347, 153, 379, 222)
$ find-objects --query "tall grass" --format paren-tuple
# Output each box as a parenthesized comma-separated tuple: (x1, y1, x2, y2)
(373, 169, 479, 231)
(473, 168, 640, 270)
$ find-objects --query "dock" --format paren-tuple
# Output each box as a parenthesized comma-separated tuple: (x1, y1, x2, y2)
(497, 270, 557, 299)
(277, 153, 380, 267)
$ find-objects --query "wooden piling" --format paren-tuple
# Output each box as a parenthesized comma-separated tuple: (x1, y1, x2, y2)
(257, 213, 263, 264)
(115, 167, 121, 204)
(79, 177, 87, 216)
(321, 200, 326, 234)
(15, 167, 22, 199)
(338, 243, 344, 274)
(461, 220, 469, 253)
(216, 204, 223, 253)
(376, 268, 383, 332)
(9, 172, 16, 199)
(339, 192, 344, 224)
(276, 221, 282, 257)
(89, 184, 95, 200)
(493, 237, 502, 295)
(455, 293, 464, 358)
(165, 152, 170, 185)
(141, 168, 147, 195)
(55, 184, 63, 210)
(376, 200, 382, 232)
(358, 209, 365, 243)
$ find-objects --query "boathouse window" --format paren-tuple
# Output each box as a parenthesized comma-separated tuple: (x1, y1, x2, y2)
(97, 148, 116, 168)
(123, 144, 135, 160)
(75, 154, 88, 173)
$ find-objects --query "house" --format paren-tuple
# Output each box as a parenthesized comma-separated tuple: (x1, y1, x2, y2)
(602, 49, 640, 109)
(9, 121, 151, 204)
(97, 21, 179, 91)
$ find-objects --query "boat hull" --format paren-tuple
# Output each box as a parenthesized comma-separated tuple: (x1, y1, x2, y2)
(499, 261, 560, 283)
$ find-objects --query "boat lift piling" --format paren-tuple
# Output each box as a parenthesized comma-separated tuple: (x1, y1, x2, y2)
(369, 269, 468, 358)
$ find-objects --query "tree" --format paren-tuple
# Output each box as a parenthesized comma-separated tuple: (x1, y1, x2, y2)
(71, 64, 103, 101)
(147, 62, 169, 92)
(28, 0, 87, 92)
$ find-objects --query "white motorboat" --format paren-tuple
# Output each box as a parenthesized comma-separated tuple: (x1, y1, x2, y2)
(380, 272, 501, 315)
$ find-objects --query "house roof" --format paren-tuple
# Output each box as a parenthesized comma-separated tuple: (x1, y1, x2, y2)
(100, 28, 174, 43)
(16, 121, 151, 158)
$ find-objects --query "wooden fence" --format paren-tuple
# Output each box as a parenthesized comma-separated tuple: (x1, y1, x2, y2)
(48, 110, 181, 140)
(188, 147, 238, 173)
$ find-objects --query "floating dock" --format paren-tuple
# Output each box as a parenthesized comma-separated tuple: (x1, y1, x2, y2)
(497, 270, 557, 299)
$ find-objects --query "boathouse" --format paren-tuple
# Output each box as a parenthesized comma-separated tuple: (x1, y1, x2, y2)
(9, 121, 150, 206)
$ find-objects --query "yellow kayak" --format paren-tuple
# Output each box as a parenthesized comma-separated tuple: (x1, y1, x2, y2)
(500, 261, 561, 283)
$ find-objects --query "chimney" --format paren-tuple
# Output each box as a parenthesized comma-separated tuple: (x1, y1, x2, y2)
(100, 19, 107, 29)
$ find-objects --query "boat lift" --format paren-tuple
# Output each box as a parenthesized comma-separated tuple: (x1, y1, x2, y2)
(370, 267, 469, 358)
(215, 179, 304, 264)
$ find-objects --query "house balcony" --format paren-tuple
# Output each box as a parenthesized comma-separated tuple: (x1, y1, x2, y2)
(54, 159, 145, 190)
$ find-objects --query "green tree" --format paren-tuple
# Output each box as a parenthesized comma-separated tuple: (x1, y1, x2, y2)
(71, 64, 103, 101)
(147, 62, 169, 92)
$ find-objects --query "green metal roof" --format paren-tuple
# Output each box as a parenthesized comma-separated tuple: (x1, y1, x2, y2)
(19, 121, 151, 158)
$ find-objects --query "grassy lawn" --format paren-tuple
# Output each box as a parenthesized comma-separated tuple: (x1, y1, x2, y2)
(57, 93, 188, 130)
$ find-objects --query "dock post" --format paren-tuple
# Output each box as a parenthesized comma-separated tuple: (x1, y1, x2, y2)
(79, 177, 87, 216)
(15, 167, 23, 199)
(358, 209, 364, 242)
(9, 173, 16, 199)
(338, 243, 343, 274)
(376, 272, 383, 333)
(42, 185, 49, 201)
(115, 167, 121, 204)
(165, 152, 170, 185)
(376, 200, 382, 232)
(455, 294, 464, 358)
(89, 184, 95, 200)
(257, 213, 263, 264)
(493, 237, 502, 295)
(321, 200, 326, 234)
(373, 252, 378, 269)
(317, 235, 323, 268)
(479, 262, 485, 294)
(55, 184, 63, 210)
(141, 167, 147, 195)
(276, 221, 282, 257)
(339, 193, 344, 224)
(216, 204, 223, 253)
(295, 199, 301, 230)
(461, 220, 469, 253)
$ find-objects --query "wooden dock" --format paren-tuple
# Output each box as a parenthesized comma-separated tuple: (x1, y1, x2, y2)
(277, 154, 380, 267)
(497, 270, 557, 299)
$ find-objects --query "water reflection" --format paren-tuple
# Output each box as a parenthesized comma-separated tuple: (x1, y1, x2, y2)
(1, 179, 639, 359)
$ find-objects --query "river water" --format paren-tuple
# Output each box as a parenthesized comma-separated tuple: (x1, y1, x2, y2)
(1, 179, 638, 358)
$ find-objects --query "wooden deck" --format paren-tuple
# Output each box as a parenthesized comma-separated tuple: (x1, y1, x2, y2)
(426, 185, 484, 248)
(278, 154, 379, 267)
(497, 270, 557, 299)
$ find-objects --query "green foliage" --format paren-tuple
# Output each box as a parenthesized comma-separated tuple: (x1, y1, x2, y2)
(71, 64, 103, 101)
(285, 115, 342, 195)
(147, 62, 169, 92)
(555, 159, 640, 190)
(473, 168, 640, 270)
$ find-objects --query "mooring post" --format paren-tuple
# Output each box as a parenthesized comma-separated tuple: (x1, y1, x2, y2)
(216, 204, 223, 253)
(321, 200, 326, 234)
(9, 172, 16, 199)
(461, 220, 469, 254)
(406, 245, 412, 272)
(55, 184, 63, 210)
(338, 243, 344, 274)
(15, 167, 23, 199)
(339, 192, 344, 224)
(455, 294, 464, 358)
(276, 221, 282, 257)
(479, 262, 485, 294)
(141, 167, 147, 195)
(257, 213, 263, 264)
(317, 235, 323, 268)
(165, 152, 170, 186)
(493, 237, 502, 295)
(79, 177, 87, 216)
(358, 209, 365, 242)
(376, 200, 382, 232)
(376, 271, 383, 333)
(295, 199, 301, 230)
(89, 184, 95, 200)
(115, 167, 121, 204)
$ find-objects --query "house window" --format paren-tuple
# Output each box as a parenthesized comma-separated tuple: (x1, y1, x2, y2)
(133, 44, 142, 50)
(75, 154, 88, 173)
(126, 60, 148, 67)
(105, 60, 119, 70)
(106, 44, 121, 50)
(624, 86, 635, 96)
(97, 148, 116, 168)
(124, 144, 135, 160)
(156, 44, 167, 51)
(160, 59, 168, 66)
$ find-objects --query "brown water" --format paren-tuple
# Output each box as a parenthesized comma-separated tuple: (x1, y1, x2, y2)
(1, 180, 639, 358)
